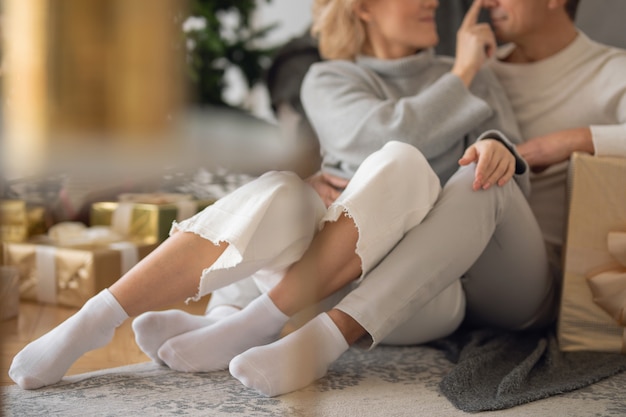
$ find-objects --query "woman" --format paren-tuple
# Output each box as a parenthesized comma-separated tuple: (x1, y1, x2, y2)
(10, 0, 548, 398)
(290, 0, 554, 390)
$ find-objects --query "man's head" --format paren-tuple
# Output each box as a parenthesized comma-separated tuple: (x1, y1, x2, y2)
(483, 0, 579, 45)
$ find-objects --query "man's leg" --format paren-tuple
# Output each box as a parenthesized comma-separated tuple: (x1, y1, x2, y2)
(335, 163, 550, 348)
(461, 199, 555, 330)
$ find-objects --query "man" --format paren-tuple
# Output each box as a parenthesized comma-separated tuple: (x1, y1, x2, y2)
(298, 0, 626, 392)
(312, 0, 626, 326)
(485, 0, 626, 269)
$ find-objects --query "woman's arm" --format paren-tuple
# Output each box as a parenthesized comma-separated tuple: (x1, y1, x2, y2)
(301, 63, 494, 169)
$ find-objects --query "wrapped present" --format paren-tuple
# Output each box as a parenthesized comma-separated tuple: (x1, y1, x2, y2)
(1, 200, 28, 243)
(26, 205, 48, 236)
(1, 200, 49, 243)
(0, 266, 20, 320)
(3, 222, 158, 307)
(558, 153, 626, 353)
(90, 193, 213, 243)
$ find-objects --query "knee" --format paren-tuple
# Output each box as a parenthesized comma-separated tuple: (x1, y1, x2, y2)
(257, 171, 310, 204)
(256, 171, 323, 223)
(444, 164, 521, 210)
(378, 141, 430, 174)
(257, 171, 302, 190)
(372, 141, 441, 197)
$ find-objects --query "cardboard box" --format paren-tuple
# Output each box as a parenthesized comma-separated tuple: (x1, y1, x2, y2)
(557, 153, 626, 353)
(3, 237, 158, 308)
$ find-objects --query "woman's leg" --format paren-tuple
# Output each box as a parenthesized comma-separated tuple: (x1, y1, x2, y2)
(153, 171, 328, 372)
(161, 142, 439, 375)
(9, 171, 325, 389)
(230, 142, 442, 396)
(230, 163, 546, 398)
(7, 232, 227, 390)
(133, 278, 261, 364)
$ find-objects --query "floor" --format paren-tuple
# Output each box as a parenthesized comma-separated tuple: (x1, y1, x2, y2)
(1, 299, 208, 387)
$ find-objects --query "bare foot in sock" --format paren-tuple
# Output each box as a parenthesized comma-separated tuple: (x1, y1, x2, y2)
(157, 293, 288, 372)
(132, 305, 239, 365)
(229, 312, 349, 397)
(9, 290, 128, 390)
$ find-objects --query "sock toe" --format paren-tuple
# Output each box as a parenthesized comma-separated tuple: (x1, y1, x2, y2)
(229, 352, 274, 396)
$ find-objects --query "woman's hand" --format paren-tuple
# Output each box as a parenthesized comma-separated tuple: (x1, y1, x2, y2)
(452, 0, 497, 87)
(306, 171, 349, 207)
(459, 139, 516, 191)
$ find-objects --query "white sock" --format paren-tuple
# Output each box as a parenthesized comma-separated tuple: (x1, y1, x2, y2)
(158, 293, 288, 372)
(132, 305, 239, 365)
(9, 289, 128, 389)
(229, 312, 349, 397)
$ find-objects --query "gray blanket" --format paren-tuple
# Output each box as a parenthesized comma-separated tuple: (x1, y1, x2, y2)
(430, 324, 626, 412)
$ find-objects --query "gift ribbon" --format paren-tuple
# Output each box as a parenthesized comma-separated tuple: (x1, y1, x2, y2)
(34, 223, 140, 303)
(36, 246, 58, 304)
(109, 242, 139, 275)
(586, 231, 626, 353)
(111, 202, 135, 236)
(174, 200, 197, 222)
(111, 200, 198, 234)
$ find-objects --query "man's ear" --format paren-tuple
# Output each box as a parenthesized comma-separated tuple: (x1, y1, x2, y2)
(547, 0, 567, 11)
(352, 0, 372, 22)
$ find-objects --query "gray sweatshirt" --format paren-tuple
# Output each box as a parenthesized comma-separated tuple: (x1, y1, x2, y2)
(301, 49, 528, 193)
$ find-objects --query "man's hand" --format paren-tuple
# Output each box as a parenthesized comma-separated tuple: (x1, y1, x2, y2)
(452, 0, 497, 87)
(459, 139, 516, 191)
(517, 127, 594, 172)
(306, 171, 349, 207)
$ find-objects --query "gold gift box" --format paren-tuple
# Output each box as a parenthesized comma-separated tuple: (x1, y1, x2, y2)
(0, 266, 20, 320)
(558, 153, 626, 353)
(1, 200, 28, 243)
(2, 238, 158, 308)
(1, 200, 49, 243)
(90, 199, 213, 243)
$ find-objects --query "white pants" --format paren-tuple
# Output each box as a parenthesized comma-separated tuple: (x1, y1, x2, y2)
(173, 141, 465, 347)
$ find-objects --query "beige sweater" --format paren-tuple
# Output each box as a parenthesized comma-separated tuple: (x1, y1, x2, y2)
(488, 31, 626, 250)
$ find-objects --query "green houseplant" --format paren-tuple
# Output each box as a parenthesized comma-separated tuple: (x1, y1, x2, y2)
(182, 0, 277, 107)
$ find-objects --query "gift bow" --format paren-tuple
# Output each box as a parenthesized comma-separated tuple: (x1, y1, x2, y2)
(586, 231, 626, 352)
(48, 222, 124, 246)
(36, 222, 138, 304)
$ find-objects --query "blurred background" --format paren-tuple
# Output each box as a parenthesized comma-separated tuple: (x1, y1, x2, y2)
(0, 0, 623, 225)
(0, 0, 318, 223)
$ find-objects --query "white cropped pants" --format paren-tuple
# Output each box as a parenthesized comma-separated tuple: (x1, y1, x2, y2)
(173, 141, 466, 347)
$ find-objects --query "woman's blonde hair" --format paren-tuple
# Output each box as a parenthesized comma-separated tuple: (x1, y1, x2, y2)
(311, 0, 366, 61)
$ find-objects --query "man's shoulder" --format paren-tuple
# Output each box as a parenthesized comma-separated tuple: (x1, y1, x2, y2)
(576, 31, 626, 62)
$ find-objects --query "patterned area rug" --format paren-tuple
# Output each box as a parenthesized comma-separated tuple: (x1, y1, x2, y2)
(3, 345, 625, 417)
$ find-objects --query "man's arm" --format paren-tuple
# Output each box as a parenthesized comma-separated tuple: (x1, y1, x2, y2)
(517, 127, 595, 172)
